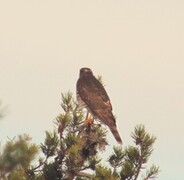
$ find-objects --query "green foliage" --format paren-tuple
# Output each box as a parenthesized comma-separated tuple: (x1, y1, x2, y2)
(93, 165, 118, 180)
(7, 169, 26, 180)
(143, 165, 160, 180)
(40, 131, 59, 157)
(0, 93, 159, 179)
(117, 124, 159, 180)
(37, 92, 108, 180)
(108, 146, 124, 170)
(0, 134, 38, 179)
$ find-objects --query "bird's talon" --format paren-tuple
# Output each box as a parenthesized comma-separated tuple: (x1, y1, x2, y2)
(84, 117, 94, 124)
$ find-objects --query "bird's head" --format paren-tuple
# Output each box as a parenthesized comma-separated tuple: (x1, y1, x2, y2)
(79, 67, 93, 78)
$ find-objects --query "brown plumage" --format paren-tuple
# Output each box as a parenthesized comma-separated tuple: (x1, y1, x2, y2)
(76, 67, 123, 144)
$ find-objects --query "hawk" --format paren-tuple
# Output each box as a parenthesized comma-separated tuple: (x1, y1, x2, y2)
(76, 67, 123, 144)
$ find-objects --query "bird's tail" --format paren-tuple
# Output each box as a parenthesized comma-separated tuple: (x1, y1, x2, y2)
(109, 125, 123, 145)
(97, 111, 123, 144)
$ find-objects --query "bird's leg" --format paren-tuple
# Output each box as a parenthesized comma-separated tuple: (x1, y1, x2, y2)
(74, 111, 93, 133)
(84, 113, 94, 133)
(85, 111, 94, 125)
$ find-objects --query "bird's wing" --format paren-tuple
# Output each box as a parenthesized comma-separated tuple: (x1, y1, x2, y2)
(77, 76, 112, 112)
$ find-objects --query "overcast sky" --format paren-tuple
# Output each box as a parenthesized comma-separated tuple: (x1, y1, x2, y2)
(0, 1, 184, 179)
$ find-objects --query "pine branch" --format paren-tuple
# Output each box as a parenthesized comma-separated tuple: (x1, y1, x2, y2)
(0, 92, 160, 179)
(0, 134, 38, 179)
(120, 124, 159, 180)
(143, 165, 160, 180)
(108, 146, 124, 173)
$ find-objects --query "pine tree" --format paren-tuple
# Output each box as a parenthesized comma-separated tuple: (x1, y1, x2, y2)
(0, 93, 159, 179)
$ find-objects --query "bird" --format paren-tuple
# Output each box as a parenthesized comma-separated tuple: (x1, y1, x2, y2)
(76, 67, 123, 144)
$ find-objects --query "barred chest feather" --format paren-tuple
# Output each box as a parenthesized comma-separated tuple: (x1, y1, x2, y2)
(77, 91, 86, 108)
(76, 91, 94, 115)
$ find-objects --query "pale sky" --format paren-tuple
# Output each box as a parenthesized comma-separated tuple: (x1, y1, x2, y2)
(0, 1, 184, 179)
